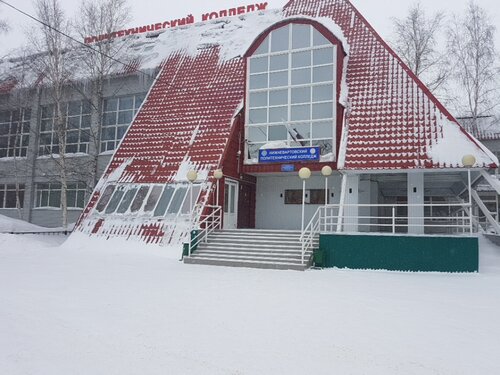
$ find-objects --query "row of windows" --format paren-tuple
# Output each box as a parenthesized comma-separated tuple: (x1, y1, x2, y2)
(95, 183, 201, 217)
(0, 109, 31, 158)
(0, 94, 145, 158)
(1, 182, 86, 209)
(0, 184, 25, 208)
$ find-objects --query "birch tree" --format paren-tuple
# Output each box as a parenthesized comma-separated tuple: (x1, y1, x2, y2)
(73, 0, 131, 196)
(28, 0, 74, 229)
(447, 1, 498, 134)
(391, 2, 447, 91)
(0, 19, 8, 34)
(0, 6, 8, 33)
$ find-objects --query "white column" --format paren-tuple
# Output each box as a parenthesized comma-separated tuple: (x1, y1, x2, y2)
(407, 172, 424, 234)
(344, 174, 359, 232)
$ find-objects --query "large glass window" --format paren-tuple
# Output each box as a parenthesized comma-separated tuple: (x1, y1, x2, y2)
(0, 184, 25, 208)
(38, 101, 91, 156)
(246, 23, 336, 162)
(0, 109, 30, 158)
(100, 94, 145, 153)
(34, 182, 86, 208)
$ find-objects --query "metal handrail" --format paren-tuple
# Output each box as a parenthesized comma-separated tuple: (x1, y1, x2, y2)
(187, 204, 222, 256)
(299, 206, 323, 265)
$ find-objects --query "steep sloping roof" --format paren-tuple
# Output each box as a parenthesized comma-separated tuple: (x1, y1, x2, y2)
(76, 11, 284, 242)
(284, 0, 496, 169)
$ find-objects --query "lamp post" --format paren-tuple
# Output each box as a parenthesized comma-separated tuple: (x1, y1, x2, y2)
(462, 154, 476, 234)
(299, 167, 311, 234)
(214, 169, 223, 207)
(321, 165, 333, 231)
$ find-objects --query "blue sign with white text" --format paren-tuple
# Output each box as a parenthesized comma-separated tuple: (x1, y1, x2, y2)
(259, 147, 321, 163)
(281, 164, 295, 172)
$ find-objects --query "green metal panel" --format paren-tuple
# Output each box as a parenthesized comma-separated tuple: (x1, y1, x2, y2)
(319, 234, 479, 272)
(182, 230, 200, 257)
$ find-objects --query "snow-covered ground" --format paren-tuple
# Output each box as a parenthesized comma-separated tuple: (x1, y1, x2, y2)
(1, 222, 499, 374)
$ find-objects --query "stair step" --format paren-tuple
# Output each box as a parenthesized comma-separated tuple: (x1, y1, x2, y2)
(184, 256, 312, 271)
(194, 250, 312, 258)
(220, 229, 302, 234)
(210, 233, 300, 242)
(189, 252, 309, 263)
(200, 242, 306, 249)
(184, 229, 317, 271)
(196, 245, 313, 253)
(196, 245, 312, 252)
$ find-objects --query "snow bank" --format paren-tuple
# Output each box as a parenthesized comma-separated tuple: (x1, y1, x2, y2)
(0, 232, 499, 374)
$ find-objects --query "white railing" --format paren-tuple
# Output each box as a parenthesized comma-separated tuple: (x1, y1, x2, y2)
(300, 202, 474, 266)
(299, 206, 322, 265)
(187, 204, 222, 257)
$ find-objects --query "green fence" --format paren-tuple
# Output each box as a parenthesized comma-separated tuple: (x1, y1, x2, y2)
(316, 233, 479, 272)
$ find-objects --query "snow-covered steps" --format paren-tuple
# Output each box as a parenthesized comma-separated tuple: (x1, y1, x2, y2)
(183, 229, 317, 271)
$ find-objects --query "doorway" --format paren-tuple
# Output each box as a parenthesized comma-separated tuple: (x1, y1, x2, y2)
(223, 179, 239, 229)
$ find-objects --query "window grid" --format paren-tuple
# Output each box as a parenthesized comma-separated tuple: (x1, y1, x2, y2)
(100, 94, 145, 153)
(0, 109, 31, 158)
(0, 184, 25, 208)
(38, 101, 91, 156)
(94, 183, 200, 217)
(246, 24, 337, 161)
(35, 182, 86, 208)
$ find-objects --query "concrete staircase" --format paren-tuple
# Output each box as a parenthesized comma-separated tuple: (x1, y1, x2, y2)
(183, 229, 317, 271)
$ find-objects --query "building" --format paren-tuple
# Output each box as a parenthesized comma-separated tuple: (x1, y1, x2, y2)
(0, 38, 156, 226)
(2, 0, 499, 271)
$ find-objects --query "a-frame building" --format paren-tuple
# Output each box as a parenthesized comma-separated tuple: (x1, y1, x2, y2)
(75, 0, 496, 271)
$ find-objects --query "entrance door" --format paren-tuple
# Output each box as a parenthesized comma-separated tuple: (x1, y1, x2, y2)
(224, 179, 238, 229)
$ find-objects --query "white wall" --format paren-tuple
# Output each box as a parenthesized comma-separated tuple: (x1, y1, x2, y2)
(358, 176, 379, 232)
(407, 172, 424, 234)
(255, 174, 342, 230)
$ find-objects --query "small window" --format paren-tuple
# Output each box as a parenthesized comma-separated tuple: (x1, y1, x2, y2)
(249, 92, 268, 108)
(154, 186, 175, 216)
(96, 185, 116, 212)
(181, 185, 201, 214)
(166, 186, 188, 214)
(249, 108, 267, 124)
(270, 54, 288, 71)
(271, 25, 289, 52)
(285, 189, 328, 204)
(130, 186, 150, 213)
(116, 187, 138, 214)
(144, 185, 163, 212)
(105, 187, 125, 214)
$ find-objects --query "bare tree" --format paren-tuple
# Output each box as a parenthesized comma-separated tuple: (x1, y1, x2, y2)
(73, 0, 131, 195)
(0, 19, 8, 34)
(0, 5, 8, 33)
(447, 1, 498, 134)
(28, 0, 75, 229)
(391, 2, 448, 91)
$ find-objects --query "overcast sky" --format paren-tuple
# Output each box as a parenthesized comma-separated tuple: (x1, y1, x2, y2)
(0, 0, 498, 56)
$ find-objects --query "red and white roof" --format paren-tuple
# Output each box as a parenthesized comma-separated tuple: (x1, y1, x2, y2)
(73, 0, 497, 241)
